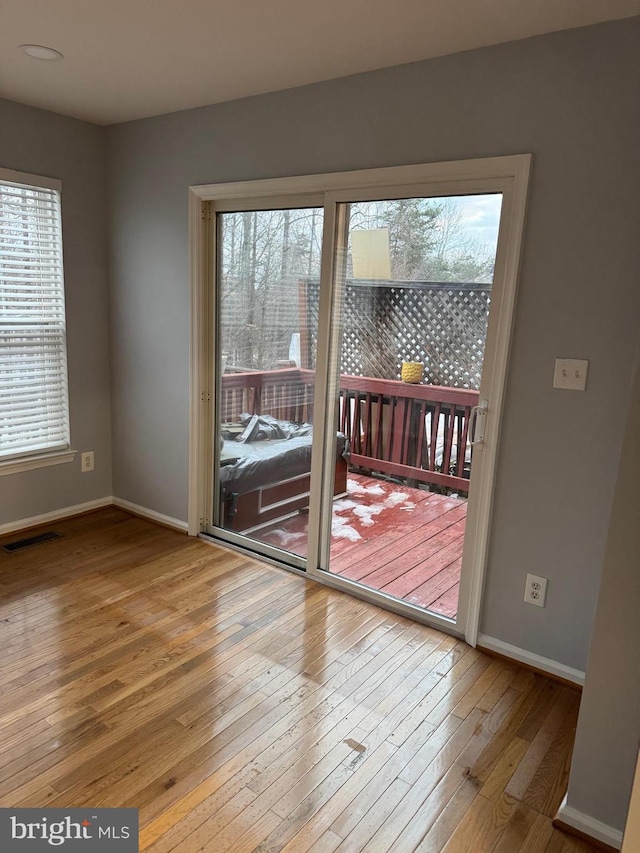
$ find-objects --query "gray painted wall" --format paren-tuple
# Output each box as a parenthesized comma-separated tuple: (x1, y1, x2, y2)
(0, 98, 112, 522)
(565, 347, 640, 834)
(107, 18, 640, 674)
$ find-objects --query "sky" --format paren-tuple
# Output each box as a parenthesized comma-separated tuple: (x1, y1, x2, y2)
(454, 193, 503, 249)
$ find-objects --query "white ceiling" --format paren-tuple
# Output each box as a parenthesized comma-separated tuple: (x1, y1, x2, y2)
(1, 0, 639, 126)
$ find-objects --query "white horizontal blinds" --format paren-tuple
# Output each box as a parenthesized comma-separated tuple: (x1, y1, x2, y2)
(0, 180, 70, 460)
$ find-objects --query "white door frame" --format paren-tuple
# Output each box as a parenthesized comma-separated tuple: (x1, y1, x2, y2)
(188, 154, 531, 646)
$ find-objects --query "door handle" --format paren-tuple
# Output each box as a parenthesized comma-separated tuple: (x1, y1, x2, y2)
(469, 399, 488, 447)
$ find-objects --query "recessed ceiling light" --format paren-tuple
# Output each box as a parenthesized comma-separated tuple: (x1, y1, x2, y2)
(19, 44, 63, 61)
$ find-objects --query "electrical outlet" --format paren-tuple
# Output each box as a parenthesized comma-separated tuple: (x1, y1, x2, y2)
(525, 573, 547, 607)
(81, 451, 94, 472)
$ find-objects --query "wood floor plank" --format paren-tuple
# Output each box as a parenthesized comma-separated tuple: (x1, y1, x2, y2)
(383, 762, 472, 852)
(0, 510, 597, 853)
(362, 710, 485, 851)
(137, 622, 408, 837)
(440, 792, 519, 853)
(518, 812, 556, 853)
(466, 678, 550, 785)
(545, 832, 568, 853)
(522, 700, 580, 817)
(176, 741, 397, 853)
(413, 773, 480, 852)
(306, 829, 343, 853)
(334, 776, 411, 852)
(516, 680, 563, 741)
(491, 801, 539, 853)
(451, 659, 506, 719)
(136, 615, 422, 834)
(387, 645, 480, 748)
(479, 735, 530, 803)
(504, 688, 576, 801)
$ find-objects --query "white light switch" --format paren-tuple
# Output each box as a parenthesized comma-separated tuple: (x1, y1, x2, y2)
(553, 358, 589, 391)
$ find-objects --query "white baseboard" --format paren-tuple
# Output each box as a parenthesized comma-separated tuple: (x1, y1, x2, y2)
(1, 496, 189, 538)
(112, 497, 189, 533)
(0, 497, 113, 537)
(477, 634, 585, 686)
(556, 796, 623, 849)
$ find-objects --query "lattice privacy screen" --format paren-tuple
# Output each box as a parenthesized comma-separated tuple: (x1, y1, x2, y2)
(302, 279, 491, 390)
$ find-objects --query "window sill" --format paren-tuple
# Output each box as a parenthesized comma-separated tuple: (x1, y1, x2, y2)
(0, 449, 77, 477)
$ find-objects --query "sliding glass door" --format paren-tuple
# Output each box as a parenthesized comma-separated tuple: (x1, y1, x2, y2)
(199, 157, 530, 639)
(213, 206, 323, 564)
(316, 193, 502, 624)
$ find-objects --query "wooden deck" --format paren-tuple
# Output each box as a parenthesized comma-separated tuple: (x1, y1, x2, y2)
(254, 474, 467, 619)
(0, 510, 593, 853)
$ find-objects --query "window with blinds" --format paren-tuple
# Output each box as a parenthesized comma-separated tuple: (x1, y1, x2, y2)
(0, 177, 70, 462)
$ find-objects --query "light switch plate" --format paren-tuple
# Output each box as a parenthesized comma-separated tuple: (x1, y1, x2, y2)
(553, 358, 589, 391)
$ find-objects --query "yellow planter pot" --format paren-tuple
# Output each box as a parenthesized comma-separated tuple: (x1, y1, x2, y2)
(401, 361, 424, 383)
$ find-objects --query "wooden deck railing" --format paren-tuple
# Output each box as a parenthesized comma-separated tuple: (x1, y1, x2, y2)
(221, 368, 315, 425)
(221, 368, 478, 493)
(337, 374, 478, 493)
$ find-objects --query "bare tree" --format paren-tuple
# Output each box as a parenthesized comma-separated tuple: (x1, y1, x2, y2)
(218, 196, 499, 371)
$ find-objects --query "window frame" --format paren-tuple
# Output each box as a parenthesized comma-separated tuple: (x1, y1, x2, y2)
(0, 167, 75, 476)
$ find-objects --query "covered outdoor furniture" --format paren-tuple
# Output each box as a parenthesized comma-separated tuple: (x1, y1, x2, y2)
(219, 414, 349, 532)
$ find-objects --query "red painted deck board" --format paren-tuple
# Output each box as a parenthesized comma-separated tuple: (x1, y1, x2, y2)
(328, 489, 438, 561)
(330, 495, 462, 570)
(253, 473, 467, 618)
(378, 529, 465, 597)
(354, 512, 466, 587)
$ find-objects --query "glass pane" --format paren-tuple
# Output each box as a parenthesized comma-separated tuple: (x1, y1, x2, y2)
(326, 194, 503, 620)
(215, 207, 324, 560)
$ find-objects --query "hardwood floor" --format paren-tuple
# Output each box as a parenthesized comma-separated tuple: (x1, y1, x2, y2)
(0, 509, 594, 853)
(254, 474, 467, 618)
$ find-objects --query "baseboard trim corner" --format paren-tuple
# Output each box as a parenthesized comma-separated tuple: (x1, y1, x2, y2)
(112, 497, 189, 534)
(554, 797, 623, 851)
(0, 497, 113, 537)
(477, 634, 585, 687)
